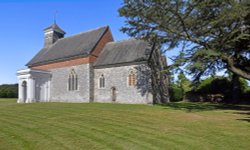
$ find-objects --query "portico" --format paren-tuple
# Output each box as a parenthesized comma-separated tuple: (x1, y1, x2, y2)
(17, 69, 51, 103)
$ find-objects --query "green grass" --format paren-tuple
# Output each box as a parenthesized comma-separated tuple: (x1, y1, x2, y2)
(0, 99, 249, 150)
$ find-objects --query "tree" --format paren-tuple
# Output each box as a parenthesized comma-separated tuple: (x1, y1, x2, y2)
(0, 84, 18, 98)
(239, 77, 250, 93)
(119, 0, 250, 81)
(169, 84, 183, 102)
(176, 71, 191, 100)
(147, 44, 170, 103)
(228, 72, 250, 102)
(193, 76, 231, 95)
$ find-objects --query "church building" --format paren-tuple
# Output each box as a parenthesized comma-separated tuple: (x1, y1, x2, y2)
(17, 23, 154, 104)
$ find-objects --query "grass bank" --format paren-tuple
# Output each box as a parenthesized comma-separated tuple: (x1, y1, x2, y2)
(0, 99, 249, 150)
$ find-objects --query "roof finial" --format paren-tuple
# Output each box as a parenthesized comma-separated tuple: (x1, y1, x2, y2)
(54, 10, 58, 24)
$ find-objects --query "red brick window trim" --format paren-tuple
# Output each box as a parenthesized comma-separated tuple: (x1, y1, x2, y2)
(128, 70, 136, 87)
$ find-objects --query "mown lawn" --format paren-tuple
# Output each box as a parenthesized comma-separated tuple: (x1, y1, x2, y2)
(0, 99, 249, 150)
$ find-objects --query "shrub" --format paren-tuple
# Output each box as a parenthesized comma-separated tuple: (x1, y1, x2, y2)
(169, 84, 183, 102)
(194, 77, 231, 96)
(187, 76, 250, 103)
(190, 77, 232, 102)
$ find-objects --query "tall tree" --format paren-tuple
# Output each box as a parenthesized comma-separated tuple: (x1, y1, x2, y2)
(119, 0, 250, 82)
(147, 43, 170, 103)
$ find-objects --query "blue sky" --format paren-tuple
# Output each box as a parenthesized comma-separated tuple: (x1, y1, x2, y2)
(0, 0, 128, 84)
(0, 0, 179, 85)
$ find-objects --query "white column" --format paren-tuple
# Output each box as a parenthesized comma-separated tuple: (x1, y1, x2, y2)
(17, 80, 23, 103)
(47, 79, 51, 102)
(44, 81, 48, 102)
(31, 78, 36, 102)
(27, 77, 35, 103)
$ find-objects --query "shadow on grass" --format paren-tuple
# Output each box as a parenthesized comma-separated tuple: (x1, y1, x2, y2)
(158, 102, 250, 123)
(159, 102, 250, 112)
(234, 112, 250, 123)
(237, 118, 250, 122)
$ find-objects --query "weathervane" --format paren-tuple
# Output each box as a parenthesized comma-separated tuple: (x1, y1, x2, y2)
(54, 10, 58, 24)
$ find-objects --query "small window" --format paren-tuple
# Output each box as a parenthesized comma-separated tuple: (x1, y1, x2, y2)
(68, 69, 78, 91)
(99, 74, 105, 88)
(128, 70, 136, 87)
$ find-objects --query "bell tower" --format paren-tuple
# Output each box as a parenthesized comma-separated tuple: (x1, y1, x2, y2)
(43, 23, 66, 48)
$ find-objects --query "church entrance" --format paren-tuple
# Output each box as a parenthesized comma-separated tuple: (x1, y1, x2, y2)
(17, 69, 51, 103)
(111, 87, 116, 102)
(22, 81, 27, 103)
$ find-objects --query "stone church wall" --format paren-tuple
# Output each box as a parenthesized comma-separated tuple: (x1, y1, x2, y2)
(49, 64, 91, 102)
(94, 63, 153, 104)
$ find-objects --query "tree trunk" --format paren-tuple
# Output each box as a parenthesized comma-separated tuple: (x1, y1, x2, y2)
(231, 73, 241, 103)
(225, 55, 250, 80)
(148, 44, 169, 104)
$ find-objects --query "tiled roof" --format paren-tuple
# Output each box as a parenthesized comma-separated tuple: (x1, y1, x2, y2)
(27, 26, 109, 66)
(94, 39, 150, 67)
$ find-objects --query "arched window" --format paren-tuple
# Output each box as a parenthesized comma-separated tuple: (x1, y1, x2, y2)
(99, 74, 105, 88)
(68, 69, 78, 91)
(128, 70, 136, 86)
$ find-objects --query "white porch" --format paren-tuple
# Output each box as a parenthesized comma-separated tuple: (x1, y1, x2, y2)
(17, 69, 51, 103)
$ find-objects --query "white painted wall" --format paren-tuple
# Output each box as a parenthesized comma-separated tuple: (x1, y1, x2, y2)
(17, 69, 51, 103)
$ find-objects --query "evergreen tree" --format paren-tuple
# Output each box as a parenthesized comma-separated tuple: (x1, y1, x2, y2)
(119, 0, 250, 81)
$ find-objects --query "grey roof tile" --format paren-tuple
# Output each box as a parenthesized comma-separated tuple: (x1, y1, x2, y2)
(27, 26, 109, 66)
(94, 39, 150, 67)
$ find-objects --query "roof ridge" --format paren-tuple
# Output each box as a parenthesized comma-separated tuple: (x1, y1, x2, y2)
(107, 38, 142, 44)
(57, 25, 109, 42)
